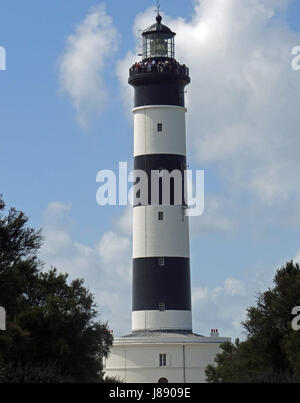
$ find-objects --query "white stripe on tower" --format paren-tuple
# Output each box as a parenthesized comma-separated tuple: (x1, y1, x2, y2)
(133, 105, 187, 157)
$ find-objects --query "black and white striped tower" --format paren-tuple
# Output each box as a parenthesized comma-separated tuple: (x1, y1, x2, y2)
(129, 14, 192, 333)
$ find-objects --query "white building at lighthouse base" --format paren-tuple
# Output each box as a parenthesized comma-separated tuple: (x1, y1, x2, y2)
(104, 331, 230, 383)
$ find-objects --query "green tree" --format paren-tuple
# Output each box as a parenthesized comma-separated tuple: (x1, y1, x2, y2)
(206, 261, 300, 383)
(0, 196, 113, 383)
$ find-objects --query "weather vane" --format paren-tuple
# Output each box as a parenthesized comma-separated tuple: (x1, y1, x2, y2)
(155, 0, 162, 15)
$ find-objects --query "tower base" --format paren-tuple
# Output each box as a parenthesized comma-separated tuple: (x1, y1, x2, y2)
(104, 332, 230, 383)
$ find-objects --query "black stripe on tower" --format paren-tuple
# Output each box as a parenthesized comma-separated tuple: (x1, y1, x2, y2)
(129, 71, 190, 108)
(132, 257, 191, 311)
(133, 82, 186, 108)
(134, 154, 187, 206)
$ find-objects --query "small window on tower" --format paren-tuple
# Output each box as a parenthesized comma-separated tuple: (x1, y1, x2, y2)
(158, 257, 165, 266)
(157, 123, 163, 133)
(159, 354, 167, 367)
(159, 302, 166, 312)
(158, 212, 164, 221)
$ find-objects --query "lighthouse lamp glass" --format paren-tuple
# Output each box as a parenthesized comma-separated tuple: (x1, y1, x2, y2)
(143, 35, 175, 59)
(150, 38, 168, 57)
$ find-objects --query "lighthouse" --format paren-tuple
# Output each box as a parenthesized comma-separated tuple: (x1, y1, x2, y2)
(130, 13, 192, 334)
(105, 12, 230, 384)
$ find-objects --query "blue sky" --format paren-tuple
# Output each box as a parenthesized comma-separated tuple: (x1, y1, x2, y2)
(1, 0, 300, 338)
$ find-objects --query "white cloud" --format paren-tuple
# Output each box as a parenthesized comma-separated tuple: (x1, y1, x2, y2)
(114, 206, 133, 236)
(59, 3, 119, 128)
(116, 51, 136, 118)
(191, 255, 290, 339)
(192, 276, 257, 338)
(190, 196, 235, 237)
(224, 278, 246, 297)
(115, 6, 162, 116)
(43, 201, 72, 223)
(294, 250, 300, 264)
(192, 280, 249, 338)
(40, 202, 132, 335)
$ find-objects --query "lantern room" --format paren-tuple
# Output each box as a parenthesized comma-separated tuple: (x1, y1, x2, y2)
(142, 14, 176, 60)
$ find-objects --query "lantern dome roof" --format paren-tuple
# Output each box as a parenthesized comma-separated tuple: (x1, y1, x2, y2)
(142, 14, 176, 36)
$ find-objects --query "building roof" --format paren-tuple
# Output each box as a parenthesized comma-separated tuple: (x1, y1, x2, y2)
(123, 331, 204, 338)
(112, 331, 231, 346)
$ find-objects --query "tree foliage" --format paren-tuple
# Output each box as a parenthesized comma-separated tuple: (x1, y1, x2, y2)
(206, 261, 300, 383)
(0, 195, 113, 383)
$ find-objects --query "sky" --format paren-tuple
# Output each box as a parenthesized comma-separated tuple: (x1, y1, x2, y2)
(1, 0, 300, 339)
